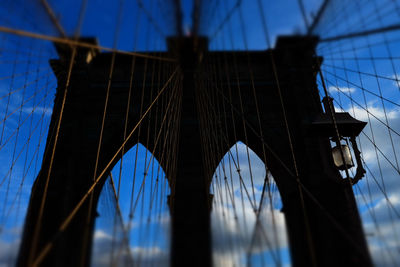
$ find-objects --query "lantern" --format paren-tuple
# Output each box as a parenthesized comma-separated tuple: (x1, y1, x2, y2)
(332, 144, 354, 170)
(311, 96, 367, 184)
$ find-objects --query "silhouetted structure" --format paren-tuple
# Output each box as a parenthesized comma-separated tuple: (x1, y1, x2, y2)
(18, 36, 372, 267)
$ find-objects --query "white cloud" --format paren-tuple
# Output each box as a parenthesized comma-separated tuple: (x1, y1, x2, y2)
(94, 230, 112, 240)
(363, 219, 400, 266)
(211, 143, 289, 266)
(213, 251, 244, 267)
(211, 194, 288, 266)
(91, 229, 170, 267)
(335, 104, 400, 191)
(362, 193, 400, 226)
(359, 189, 400, 265)
(392, 74, 400, 89)
(22, 106, 52, 117)
(328, 86, 356, 94)
(349, 104, 399, 121)
(0, 239, 19, 267)
(343, 103, 400, 233)
(131, 246, 166, 258)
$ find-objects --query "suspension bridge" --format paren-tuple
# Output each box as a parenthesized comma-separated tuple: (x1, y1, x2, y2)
(0, 0, 400, 266)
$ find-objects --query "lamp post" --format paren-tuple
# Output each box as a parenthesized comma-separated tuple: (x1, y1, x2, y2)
(311, 96, 367, 184)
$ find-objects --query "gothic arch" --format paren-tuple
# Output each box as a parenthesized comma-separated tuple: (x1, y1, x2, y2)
(91, 142, 171, 267)
(210, 141, 290, 266)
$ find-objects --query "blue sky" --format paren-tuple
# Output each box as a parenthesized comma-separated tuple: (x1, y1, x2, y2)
(1, 0, 400, 266)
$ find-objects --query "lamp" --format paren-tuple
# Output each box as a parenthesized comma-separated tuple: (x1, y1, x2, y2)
(332, 143, 354, 170)
(311, 97, 367, 184)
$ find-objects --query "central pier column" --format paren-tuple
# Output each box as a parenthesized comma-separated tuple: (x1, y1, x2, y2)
(169, 37, 212, 267)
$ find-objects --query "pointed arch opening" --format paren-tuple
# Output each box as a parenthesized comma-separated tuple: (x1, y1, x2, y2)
(210, 141, 291, 267)
(91, 143, 171, 267)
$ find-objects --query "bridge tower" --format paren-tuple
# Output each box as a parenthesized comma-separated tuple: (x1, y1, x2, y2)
(17, 36, 372, 267)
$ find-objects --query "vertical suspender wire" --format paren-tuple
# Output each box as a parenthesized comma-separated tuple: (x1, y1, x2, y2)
(137, 33, 164, 267)
(198, 66, 235, 257)
(111, 50, 136, 262)
(164, 69, 181, 203)
(108, 172, 135, 264)
(0, 79, 55, 189)
(211, 24, 269, 263)
(221, 48, 253, 234)
(206, 33, 238, 263)
(0, 69, 53, 110)
(111, 2, 143, 261)
(82, 1, 126, 265)
(146, 38, 161, 247)
(0, 73, 53, 144)
(150, 39, 170, 233)
(210, 57, 236, 210)
(21, 44, 43, 194)
(115, 1, 142, 199)
(134, 10, 154, 263)
(33, 76, 51, 179)
(0, 50, 53, 234)
(256, 1, 318, 266)
(130, 74, 179, 221)
(219, 36, 257, 213)
(29, 47, 76, 265)
(115, 51, 173, 262)
(7, 85, 53, 229)
(221, 2, 281, 259)
(197, 66, 224, 202)
(127, 73, 179, 265)
(120, 0, 170, 262)
(237, 5, 283, 264)
(0, 40, 20, 147)
(223, 0, 257, 208)
(11, 66, 51, 234)
(0, 41, 33, 228)
(28, 0, 88, 263)
(126, 5, 144, 236)
(201, 62, 232, 248)
(216, 30, 254, 258)
(136, 16, 154, 264)
(140, 30, 161, 263)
